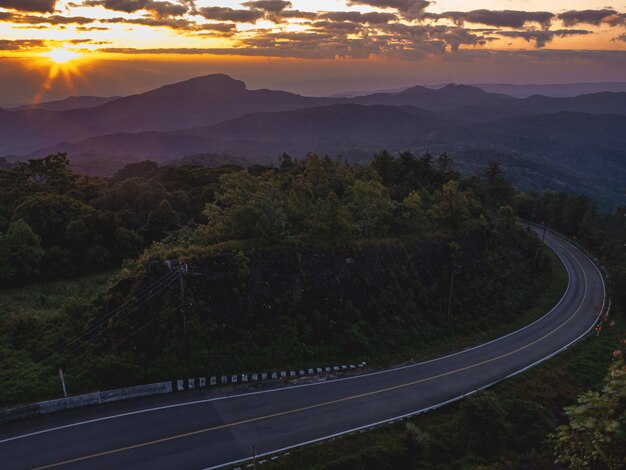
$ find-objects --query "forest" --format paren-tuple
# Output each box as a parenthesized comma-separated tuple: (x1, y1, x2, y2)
(0, 151, 513, 284)
(0, 150, 555, 395)
(0, 151, 624, 468)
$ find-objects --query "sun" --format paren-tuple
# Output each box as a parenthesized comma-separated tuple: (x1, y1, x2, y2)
(29, 47, 87, 106)
(43, 48, 81, 64)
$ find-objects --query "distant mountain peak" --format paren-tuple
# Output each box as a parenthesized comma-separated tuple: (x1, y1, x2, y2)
(439, 83, 487, 93)
(150, 73, 247, 96)
(400, 85, 432, 95)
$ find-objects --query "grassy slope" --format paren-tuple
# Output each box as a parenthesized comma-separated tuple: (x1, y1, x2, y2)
(0, 272, 116, 405)
(0, 272, 114, 319)
(0, 248, 564, 407)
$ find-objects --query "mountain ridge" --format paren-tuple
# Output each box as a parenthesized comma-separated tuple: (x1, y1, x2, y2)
(4, 73, 626, 208)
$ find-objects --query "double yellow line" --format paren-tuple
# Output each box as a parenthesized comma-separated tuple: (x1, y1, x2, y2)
(35, 243, 591, 470)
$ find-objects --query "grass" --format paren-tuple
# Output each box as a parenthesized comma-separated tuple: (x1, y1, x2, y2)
(0, 271, 120, 406)
(0, 271, 115, 319)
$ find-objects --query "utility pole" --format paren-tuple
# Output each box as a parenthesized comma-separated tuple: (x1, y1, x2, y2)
(251, 444, 257, 470)
(58, 368, 68, 398)
(178, 264, 188, 358)
(446, 264, 460, 323)
(542, 220, 547, 243)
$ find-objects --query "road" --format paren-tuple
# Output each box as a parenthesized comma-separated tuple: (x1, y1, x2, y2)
(0, 229, 606, 469)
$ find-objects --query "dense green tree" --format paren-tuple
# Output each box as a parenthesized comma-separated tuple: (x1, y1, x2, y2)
(12, 193, 94, 247)
(307, 191, 353, 247)
(370, 151, 400, 186)
(555, 347, 626, 469)
(481, 161, 516, 207)
(347, 180, 396, 238)
(11, 153, 78, 194)
(396, 190, 428, 235)
(0, 220, 44, 282)
(250, 182, 291, 243)
(430, 180, 471, 232)
(111, 160, 158, 182)
(144, 200, 183, 241)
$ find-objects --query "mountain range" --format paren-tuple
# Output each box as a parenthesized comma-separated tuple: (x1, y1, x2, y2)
(2, 73, 626, 209)
(9, 95, 120, 112)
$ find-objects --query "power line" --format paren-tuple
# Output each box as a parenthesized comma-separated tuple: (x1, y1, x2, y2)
(0, 270, 180, 401)
(32, 270, 178, 364)
(65, 301, 182, 383)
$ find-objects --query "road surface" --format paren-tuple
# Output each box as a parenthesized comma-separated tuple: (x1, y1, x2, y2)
(0, 229, 606, 469)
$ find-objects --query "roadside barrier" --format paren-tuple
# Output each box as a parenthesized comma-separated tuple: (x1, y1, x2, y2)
(0, 362, 367, 422)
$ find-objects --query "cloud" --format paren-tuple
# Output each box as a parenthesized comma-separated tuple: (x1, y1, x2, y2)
(613, 34, 626, 42)
(198, 6, 263, 23)
(98, 45, 364, 59)
(97, 24, 443, 60)
(318, 11, 397, 24)
(440, 26, 495, 51)
(83, 0, 187, 17)
(424, 10, 554, 29)
(279, 10, 317, 20)
(0, 11, 95, 25)
(497, 29, 592, 48)
(309, 20, 362, 34)
(94, 41, 626, 64)
(0, 0, 57, 13)
(198, 23, 236, 34)
(241, 1, 291, 13)
(380, 23, 494, 52)
(76, 25, 110, 31)
(603, 13, 626, 27)
(0, 38, 47, 50)
(346, 0, 430, 20)
(241, 0, 293, 22)
(83, 0, 148, 13)
(558, 9, 617, 27)
(103, 15, 236, 34)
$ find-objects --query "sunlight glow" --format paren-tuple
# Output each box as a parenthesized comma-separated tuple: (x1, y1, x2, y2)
(25, 47, 87, 107)
(43, 48, 81, 64)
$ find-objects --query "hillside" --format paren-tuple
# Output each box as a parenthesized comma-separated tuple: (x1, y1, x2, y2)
(4, 74, 626, 208)
(0, 151, 553, 405)
(10, 96, 120, 112)
(4, 74, 626, 157)
(0, 74, 338, 155)
(32, 102, 626, 208)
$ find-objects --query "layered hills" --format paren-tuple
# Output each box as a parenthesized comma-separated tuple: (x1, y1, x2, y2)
(2, 73, 626, 208)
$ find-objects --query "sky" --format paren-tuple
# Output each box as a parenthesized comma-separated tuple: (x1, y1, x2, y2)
(0, 0, 625, 104)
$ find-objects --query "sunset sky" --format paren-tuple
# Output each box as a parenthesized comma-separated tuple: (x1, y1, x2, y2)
(1, 0, 625, 104)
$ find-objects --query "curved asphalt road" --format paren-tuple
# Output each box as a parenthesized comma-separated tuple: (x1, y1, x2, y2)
(0, 229, 605, 470)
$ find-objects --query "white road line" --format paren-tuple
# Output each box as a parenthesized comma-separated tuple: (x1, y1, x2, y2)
(0, 231, 597, 446)
(206, 234, 605, 470)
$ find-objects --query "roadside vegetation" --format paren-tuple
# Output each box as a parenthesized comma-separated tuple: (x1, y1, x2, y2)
(260, 188, 626, 470)
(259, 316, 625, 470)
(2, 150, 624, 467)
(0, 151, 551, 404)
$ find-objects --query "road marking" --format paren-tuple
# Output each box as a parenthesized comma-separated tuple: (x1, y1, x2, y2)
(0, 230, 576, 447)
(207, 255, 604, 470)
(32, 251, 590, 470)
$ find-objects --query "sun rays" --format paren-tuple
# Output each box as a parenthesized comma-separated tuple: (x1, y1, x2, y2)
(43, 48, 81, 64)
(27, 47, 87, 107)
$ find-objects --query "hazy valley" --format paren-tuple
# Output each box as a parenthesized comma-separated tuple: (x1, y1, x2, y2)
(3, 74, 625, 209)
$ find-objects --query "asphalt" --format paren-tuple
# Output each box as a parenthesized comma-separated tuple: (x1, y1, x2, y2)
(0, 229, 606, 470)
